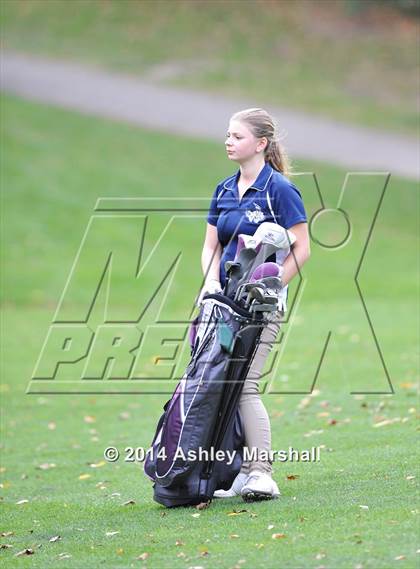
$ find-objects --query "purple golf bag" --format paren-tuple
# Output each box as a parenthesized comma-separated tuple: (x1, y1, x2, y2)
(144, 292, 267, 507)
(144, 222, 294, 507)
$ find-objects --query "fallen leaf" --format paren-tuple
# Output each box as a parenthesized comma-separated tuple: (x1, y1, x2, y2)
(267, 524, 275, 529)
(316, 552, 326, 559)
(49, 535, 61, 543)
(359, 505, 369, 510)
(48, 422, 56, 430)
(175, 540, 184, 546)
(58, 553, 72, 560)
(0, 544, 13, 549)
(227, 509, 248, 516)
(37, 463, 56, 470)
(105, 531, 120, 537)
(84, 415, 96, 424)
(328, 419, 338, 426)
(177, 551, 186, 558)
(394, 555, 406, 560)
(15, 548, 34, 556)
(78, 474, 91, 480)
(230, 534, 240, 539)
(119, 412, 130, 420)
(272, 533, 286, 539)
(297, 397, 311, 410)
(286, 475, 300, 480)
(304, 429, 324, 437)
(16, 499, 29, 505)
(406, 475, 415, 480)
(136, 552, 149, 560)
(123, 500, 136, 506)
(373, 418, 401, 428)
(191, 513, 200, 518)
(89, 461, 106, 468)
(116, 548, 124, 554)
(1, 532, 14, 537)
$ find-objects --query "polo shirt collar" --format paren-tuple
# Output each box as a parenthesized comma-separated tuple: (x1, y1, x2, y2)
(223, 162, 273, 192)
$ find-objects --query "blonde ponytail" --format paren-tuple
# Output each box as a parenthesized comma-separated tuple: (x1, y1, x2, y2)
(265, 137, 291, 177)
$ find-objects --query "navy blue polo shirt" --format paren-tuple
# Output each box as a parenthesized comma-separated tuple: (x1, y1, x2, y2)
(207, 162, 307, 287)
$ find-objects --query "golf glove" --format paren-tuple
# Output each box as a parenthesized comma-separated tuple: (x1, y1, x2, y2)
(196, 278, 222, 307)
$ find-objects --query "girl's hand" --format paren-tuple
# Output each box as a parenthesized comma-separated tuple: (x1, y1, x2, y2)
(196, 279, 222, 307)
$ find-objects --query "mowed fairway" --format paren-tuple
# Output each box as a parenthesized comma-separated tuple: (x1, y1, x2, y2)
(1, 94, 419, 568)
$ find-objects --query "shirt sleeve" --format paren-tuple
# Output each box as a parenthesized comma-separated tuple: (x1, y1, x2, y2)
(271, 179, 307, 229)
(206, 184, 220, 226)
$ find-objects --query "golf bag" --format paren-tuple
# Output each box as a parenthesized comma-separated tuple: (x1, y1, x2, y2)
(144, 222, 295, 507)
(144, 293, 267, 507)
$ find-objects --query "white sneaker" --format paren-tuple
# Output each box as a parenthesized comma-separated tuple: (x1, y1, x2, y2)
(213, 472, 248, 498)
(240, 470, 280, 502)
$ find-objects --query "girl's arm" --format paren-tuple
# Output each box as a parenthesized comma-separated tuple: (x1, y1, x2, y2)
(201, 223, 223, 282)
(281, 222, 311, 286)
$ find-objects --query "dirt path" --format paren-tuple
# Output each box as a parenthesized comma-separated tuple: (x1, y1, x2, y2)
(1, 50, 418, 180)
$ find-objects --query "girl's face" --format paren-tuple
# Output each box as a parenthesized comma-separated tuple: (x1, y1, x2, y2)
(225, 120, 266, 163)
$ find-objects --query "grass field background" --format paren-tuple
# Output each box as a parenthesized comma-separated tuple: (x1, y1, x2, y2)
(1, 0, 419, 135)
(1, 93, 419, 567)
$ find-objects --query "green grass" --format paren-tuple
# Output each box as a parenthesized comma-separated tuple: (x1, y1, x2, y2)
(1, 94, 419, 568)
(1, 0, 419, 136)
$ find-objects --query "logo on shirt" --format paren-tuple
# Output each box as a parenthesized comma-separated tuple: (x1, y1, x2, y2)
(245, 203, 266, 224)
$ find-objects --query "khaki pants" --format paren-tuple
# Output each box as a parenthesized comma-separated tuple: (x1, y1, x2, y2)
(238, 313, 282, 476)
